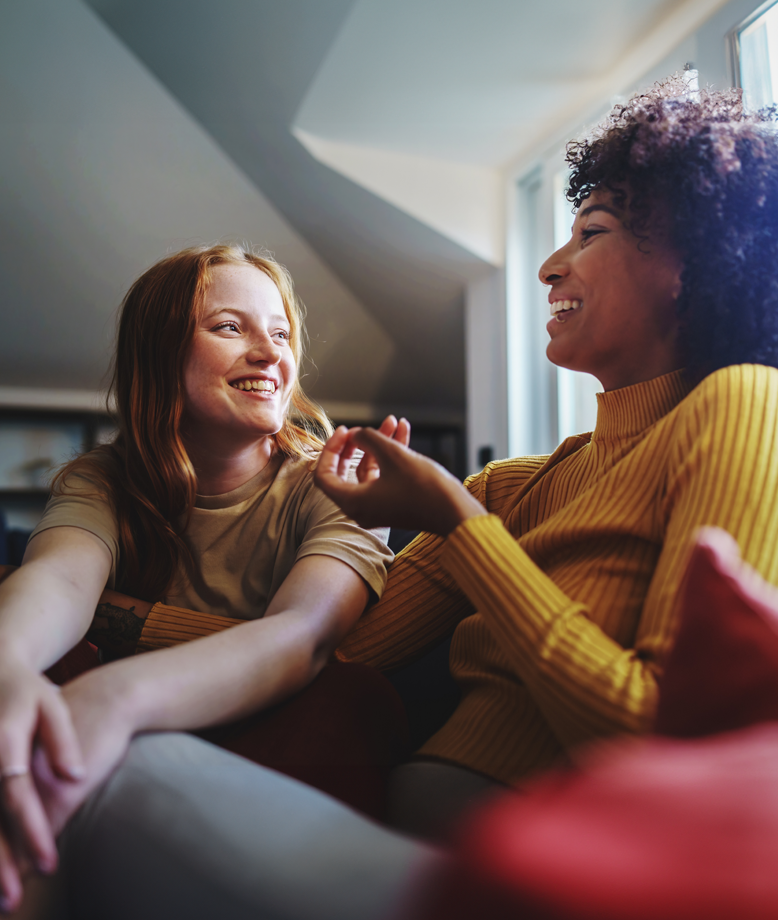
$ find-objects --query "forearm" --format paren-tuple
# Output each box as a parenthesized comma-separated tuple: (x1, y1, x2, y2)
(0, 529, 112, 671)
(441, 516, 659, 745)
(0, 563, 99, 671)
(82, 610, 322, 735)
(79, 555, 369, 735)
(337, 530, 473, 671)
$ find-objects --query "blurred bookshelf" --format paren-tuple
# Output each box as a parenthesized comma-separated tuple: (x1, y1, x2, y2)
(0, 407, 116, 564)
(1, 404, 465, 564)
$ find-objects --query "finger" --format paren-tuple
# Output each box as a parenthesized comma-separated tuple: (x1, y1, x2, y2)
(316, 427, 351, 480)
(376, 415, 398, 438)
(0, 773, 57, 874)
(337, 432, 362, 480)
(0, 715, 50, 871)
(355, 450, 379, 484)
(395, 417, 411, 447)
(351, 428, 406, 468)
(0, 825, 22, 914)
(359, 418, 398, 481)
(315, 445, 361, 506)
(37, 689, 84, 783)
(318, 425, 351, 467)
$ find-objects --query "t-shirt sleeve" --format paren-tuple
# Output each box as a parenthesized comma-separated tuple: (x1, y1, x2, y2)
(295, 465, 393, 599)
(29, 474, 119, 588)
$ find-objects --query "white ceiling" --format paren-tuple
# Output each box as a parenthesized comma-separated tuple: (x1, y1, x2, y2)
(0, 0, 742, 421)
(294, 0, 682, 168)
(292, 0, 733, 267)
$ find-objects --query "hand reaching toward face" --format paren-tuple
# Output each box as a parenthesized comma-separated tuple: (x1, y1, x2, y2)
(315, 415, 486, 536)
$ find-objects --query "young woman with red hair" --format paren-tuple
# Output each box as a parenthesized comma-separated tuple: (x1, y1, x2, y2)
(0, 244, 395, 908)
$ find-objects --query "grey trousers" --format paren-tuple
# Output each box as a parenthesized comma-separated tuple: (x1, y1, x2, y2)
(60, 733, 443, 920)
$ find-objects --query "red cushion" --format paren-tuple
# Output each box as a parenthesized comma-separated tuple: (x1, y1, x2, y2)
(655, 527, 778, 736)
(417, 725, 778, 920)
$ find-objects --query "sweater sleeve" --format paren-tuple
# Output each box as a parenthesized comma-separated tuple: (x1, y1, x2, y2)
(438, 365, 778, 747)
(336, 455, 550, 671)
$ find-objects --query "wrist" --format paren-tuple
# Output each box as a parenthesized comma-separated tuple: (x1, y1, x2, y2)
(442, 483, 487, 536)
(0, 636, 40, 673)
(66, 661, 145, 736)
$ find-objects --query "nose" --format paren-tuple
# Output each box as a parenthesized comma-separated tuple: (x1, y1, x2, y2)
(538, 242, 570, 286)
(247, 331, 281, 365)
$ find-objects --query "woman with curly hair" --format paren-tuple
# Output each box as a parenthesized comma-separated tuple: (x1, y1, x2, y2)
(15, 76, 778, 919)
(317, 74, 778, 834)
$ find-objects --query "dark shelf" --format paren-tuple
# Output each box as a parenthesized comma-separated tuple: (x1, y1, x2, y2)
(0, 489, 50, 501)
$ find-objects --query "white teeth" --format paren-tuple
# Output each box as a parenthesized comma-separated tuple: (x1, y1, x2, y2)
(231, 379, 276, 393)
(550, 299, 582, 317)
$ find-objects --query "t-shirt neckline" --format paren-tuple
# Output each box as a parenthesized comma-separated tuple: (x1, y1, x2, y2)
(194, 452, 286, 510)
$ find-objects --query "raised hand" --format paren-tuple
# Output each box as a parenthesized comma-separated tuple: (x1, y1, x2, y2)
(314, 420, 486, 536)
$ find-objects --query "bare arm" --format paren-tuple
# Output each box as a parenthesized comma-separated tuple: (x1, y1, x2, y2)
(0, 527, 111, 906)
(0, 527, 111, 670)
(37, 554, 371, 836)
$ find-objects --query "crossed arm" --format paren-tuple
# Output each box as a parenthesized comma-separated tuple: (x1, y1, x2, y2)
(0, 528, 369, 911)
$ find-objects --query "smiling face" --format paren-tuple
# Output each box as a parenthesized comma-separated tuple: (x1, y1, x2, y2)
(181, 262, 296, 449)
(539, 188, 684, 391)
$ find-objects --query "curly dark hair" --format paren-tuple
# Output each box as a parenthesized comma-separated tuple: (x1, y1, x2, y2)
(566, 74, 778, 375)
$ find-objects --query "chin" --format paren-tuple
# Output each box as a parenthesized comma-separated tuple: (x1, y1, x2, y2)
(546, 344, 574, 371)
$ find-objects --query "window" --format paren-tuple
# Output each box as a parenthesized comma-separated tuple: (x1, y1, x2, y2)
(737, 1, 778, 110)
(507, 165, 600, 458)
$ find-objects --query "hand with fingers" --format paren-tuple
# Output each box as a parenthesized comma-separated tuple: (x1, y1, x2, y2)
(32, 666, 136, 840)
(314, 415, 486, 536)
(0, 659, 85, 910)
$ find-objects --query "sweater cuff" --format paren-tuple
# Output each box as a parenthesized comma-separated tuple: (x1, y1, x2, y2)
(136, 603, 243, 653)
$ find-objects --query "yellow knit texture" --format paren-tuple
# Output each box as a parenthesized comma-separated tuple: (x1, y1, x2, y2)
(339, 366, 778, 783)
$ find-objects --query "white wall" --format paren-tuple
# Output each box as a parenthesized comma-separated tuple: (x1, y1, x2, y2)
(465, 268, 508, 473)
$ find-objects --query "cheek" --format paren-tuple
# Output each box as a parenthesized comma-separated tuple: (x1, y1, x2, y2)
(283, 354, 297, 387)
(182, 341, 225, 400)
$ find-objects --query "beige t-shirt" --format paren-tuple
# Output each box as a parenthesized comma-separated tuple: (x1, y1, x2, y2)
(31, 452, 393, 619)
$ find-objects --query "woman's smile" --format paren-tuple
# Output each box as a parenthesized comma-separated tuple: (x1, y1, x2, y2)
(539, 188, 683, 391)
(548, 299, 583, 326)
(182, 263, 296, 447)
(230, 377, 278, 394)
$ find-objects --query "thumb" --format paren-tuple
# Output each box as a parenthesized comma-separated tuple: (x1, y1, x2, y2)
(350, 428, 407, 470)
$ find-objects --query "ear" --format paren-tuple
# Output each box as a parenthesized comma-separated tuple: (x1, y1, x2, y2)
(665, 246, 683, 301)
(671, 263, 683, 300)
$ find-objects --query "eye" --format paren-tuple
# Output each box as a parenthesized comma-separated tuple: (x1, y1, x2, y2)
(580, 228, 606, 243)
(274, 329, 290, 341)
(214, 321, 240, 334)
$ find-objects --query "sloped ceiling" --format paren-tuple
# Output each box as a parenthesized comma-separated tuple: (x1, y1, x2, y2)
(81, 0, 489, 416)
(1, 0, 733, 421)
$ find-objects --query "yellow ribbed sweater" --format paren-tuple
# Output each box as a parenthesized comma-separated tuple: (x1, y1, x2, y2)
(138, 365, 778, 785)
(337, 365, 778, 783)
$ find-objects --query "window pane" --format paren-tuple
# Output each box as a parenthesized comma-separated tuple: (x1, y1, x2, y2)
(739, 2, 778, 109)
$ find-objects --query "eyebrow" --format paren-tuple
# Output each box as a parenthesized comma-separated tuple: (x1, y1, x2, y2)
(579, 203, 622, 219)
(202, 307, 289, 325)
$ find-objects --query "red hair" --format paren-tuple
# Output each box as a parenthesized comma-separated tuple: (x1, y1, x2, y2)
(55, 244, 331, 600)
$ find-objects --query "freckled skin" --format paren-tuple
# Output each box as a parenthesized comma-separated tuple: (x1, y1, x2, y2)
(181, 264, 296, 455)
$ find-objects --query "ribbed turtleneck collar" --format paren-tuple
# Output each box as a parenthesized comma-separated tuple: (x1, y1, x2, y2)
(592, 370, 691, 441)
